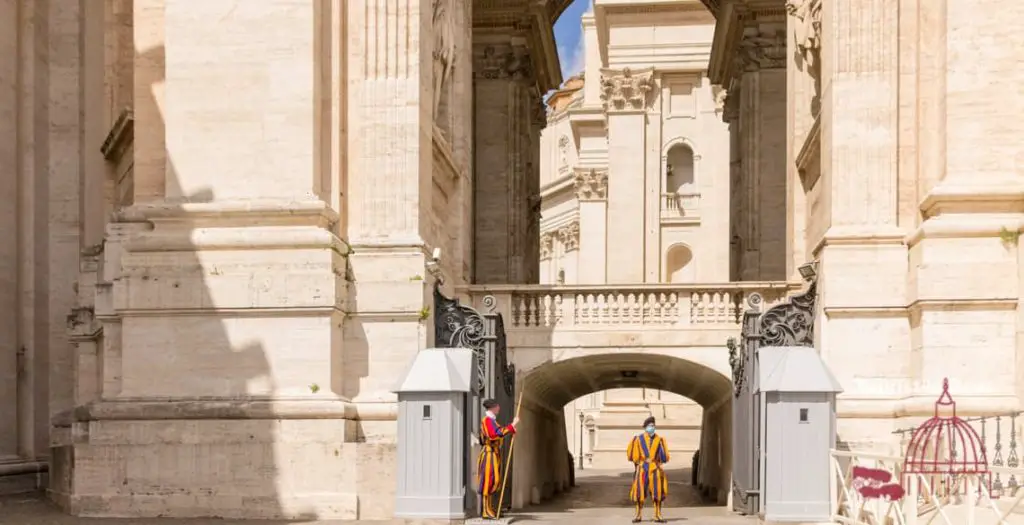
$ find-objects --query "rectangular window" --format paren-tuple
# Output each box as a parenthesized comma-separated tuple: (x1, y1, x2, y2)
(799, 408, 809, 423)
(422, 405, 432, 419)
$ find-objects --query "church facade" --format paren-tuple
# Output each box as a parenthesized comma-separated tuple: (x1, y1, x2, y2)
(0, 0, 1022, 520)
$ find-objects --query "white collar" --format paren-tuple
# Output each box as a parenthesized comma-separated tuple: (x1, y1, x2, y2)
(486, 410, 497, 420)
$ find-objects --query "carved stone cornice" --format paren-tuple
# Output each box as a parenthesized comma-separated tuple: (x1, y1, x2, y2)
(599, 67, 655, 113)
(573, 168, 608, 201)
(708, 4, 787, 85)
(737, 30, 787, 72)
(474, 43, 534, 82)
(473, 2, 562, 91)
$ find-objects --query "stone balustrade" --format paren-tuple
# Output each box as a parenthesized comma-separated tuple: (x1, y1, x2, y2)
(660, 192, 701, 219)
(457, 282, 799, 329)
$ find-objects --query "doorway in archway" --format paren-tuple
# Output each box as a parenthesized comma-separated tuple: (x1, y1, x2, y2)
(502, 352, 746, 523)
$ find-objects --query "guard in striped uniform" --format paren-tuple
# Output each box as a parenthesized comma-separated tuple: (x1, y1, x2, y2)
(627, 416, 670, 523)
(478, 398, 519, 519)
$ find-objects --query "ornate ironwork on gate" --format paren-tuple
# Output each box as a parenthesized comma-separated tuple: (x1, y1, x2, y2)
(729, 279, 817, 515)
(433, 283, 517, 514)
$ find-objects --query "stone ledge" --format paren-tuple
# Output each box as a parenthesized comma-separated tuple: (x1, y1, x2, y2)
(64, 492, 359, 520)
(60, 398, 398, 423)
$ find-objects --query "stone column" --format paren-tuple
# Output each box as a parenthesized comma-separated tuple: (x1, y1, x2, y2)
(65, 1, 358, 518)
(735, 29, 788, 281)
(0, 0, 18, 462)
(574, 168, 608, 284)
(473, 38, 543, 284)
(812, 0, 917, 444)
(723, 89, 743, 281)
(602, 67, 654, 284)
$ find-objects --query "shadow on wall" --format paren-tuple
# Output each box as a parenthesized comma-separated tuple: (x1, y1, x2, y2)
(46, 25, 342, 519)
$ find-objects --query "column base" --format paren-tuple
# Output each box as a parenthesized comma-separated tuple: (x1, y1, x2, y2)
(0, 459, 48, 496)
(50, 400, 398, 520)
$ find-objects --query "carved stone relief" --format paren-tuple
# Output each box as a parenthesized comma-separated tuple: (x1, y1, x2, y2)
(432, 0, 455, 120)
(474, 44, 534, 82)
(600, 67, 656, 112)
(559, 221, 580, 252)
(786, 0, 821, 58)
(573, 168, 608, 201)
(713, 86, 727, 114)
(722, 86, 740, 122)
(558, 136, 570, 174)
(540, 232, 555, 260)
(738, 30, 787, 71)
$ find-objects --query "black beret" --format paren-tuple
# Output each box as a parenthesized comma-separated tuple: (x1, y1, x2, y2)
(643, 416, 656, 428)
(483, 398, 499, 409)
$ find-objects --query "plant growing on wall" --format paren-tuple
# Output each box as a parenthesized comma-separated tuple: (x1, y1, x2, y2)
(999, 227, 1020, 247)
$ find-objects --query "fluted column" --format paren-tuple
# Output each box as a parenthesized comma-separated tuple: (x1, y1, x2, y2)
(0, 0, 19, 462)
(813, 0, 912, 436)
(472, 38, 543, 284)
(574, 168, 608, 284)
(723, 90, 742, 281)
(602, 67, 654, 284)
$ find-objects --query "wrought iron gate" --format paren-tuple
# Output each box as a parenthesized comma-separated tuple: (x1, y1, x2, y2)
(433, 284, 517, 516)
(729, 280, 817, 515)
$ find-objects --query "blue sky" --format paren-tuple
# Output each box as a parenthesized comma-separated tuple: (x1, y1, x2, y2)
(554, 0, 592, 81)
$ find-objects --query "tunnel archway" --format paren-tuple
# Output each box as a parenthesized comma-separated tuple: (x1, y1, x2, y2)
(508, 352, 734, 511)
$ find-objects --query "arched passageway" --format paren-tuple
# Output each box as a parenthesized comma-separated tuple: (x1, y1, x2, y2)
(507, 352, 734, 515)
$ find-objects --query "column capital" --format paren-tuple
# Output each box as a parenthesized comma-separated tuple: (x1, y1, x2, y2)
(573, 168, 609, 201)
(558, 221, 580, 252)
(540, 231, 555, 260)
(599, 67, 656, 113)
(736, 29, 787, 73)
(473, 41, 535, 83)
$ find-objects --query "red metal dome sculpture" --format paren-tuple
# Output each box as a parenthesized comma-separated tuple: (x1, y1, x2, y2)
(903, 379, 990, 494)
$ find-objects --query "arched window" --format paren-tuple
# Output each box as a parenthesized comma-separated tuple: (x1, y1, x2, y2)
(665, 143, 695, 193)
(665, 243, 695, 283)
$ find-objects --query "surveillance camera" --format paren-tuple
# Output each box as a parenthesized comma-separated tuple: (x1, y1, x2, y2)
(432, 248, 441, 261)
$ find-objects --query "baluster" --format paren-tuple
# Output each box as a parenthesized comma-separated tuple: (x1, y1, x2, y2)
(518, 294, 529, 327)
(597, 293, 608, 325)
(1008, 414, 1019, 491)
(726, 292, 737, 323)
(670, 292, 680, 323)
(513, 294, 524, 327)
(554, 293, 565, 326)
(656, 292, 666, 323)
(715, 292, 726, 322)
(542, 293, 553, 327)
(630, 292, 641, 324)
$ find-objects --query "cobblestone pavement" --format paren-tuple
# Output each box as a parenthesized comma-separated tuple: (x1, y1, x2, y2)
(0, 469, 754, 525)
